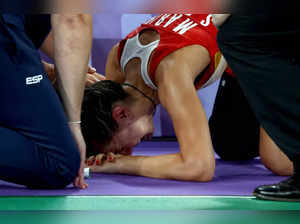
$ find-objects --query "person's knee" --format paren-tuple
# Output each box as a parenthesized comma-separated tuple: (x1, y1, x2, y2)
(259, 128, 293, 176)
(260, 150, 293, 176)
(38, 144, 81, 189)
(57, 137, 81, 178)
(65, 144, 81, 174)
(28, 176, 72, 189)
(57, 145, 81, 187)
(30, 157, 80, 189)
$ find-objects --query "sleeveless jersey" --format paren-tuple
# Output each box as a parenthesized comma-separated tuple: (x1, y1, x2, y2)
(118, 14, 232, 90)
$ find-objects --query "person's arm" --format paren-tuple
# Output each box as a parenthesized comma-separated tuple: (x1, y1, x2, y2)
(51, 14, 93, 189)
(92, 46, 216, 181)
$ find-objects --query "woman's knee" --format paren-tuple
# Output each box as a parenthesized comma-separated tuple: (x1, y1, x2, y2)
(260, 152, 293, 176)
(259, 128, 293, 176)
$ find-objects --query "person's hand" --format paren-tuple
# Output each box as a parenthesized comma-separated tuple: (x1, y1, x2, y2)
(86, 152, 122, 165)
(86, 65, 106, 87)
(86, 153, 124, 173)
(69, 123, 88, 189)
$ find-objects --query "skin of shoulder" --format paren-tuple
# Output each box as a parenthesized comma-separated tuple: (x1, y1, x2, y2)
(105, 43, 125, 83)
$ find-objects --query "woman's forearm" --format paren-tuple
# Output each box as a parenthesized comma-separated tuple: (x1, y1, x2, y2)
(92, 152, 214, 182)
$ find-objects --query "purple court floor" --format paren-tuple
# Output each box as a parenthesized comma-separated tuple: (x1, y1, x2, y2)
(0, 141, 285, 196)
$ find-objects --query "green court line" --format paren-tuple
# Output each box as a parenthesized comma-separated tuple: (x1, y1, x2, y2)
(0, 196, 299, 211)
(1, 211, 300, 224)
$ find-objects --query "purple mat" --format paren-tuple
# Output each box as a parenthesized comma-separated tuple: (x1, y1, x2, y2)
(0, 141, 285, 196)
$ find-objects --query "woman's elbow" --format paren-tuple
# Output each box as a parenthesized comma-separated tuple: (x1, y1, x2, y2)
(183, 159, 215, 182)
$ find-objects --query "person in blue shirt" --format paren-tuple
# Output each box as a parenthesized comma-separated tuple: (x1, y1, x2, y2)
(0, 14, 92, 189)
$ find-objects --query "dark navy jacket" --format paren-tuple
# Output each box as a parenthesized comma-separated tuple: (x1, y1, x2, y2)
(0, 14, 51, 49)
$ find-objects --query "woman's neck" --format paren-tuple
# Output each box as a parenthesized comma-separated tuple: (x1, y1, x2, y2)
(124, 60, 159, 105)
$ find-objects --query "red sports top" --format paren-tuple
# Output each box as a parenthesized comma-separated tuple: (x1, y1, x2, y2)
(118, 14, 233, 89)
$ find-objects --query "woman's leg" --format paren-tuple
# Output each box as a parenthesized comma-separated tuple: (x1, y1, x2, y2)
(259, 127, 293, 176)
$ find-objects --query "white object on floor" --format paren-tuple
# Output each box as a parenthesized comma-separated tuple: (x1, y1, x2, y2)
(84, 168, 90, 178)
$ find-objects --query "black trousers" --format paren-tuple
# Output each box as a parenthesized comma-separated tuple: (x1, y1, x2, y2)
(217, 15, 300, 170)
(209, 73, 260, 161)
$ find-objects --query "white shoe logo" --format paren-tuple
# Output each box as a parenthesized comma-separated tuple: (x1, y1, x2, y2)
(26, 75, 43, 85)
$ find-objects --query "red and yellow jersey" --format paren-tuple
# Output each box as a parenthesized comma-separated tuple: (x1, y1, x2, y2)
(118, 14, 232, 89)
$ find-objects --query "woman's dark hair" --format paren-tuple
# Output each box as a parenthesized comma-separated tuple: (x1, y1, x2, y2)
(81, 80, 130, 157)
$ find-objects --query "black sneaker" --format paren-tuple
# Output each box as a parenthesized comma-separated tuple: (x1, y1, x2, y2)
(253, 176, 300, 202)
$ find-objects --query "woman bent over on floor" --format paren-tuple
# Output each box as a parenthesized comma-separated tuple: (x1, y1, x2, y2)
(82, 14, 292, 181)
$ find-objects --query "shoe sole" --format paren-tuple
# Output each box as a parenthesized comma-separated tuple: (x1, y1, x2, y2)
(253, 192, 300, 202)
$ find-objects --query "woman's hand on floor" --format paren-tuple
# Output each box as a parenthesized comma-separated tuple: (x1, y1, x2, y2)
(86, 153, 124, 173)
